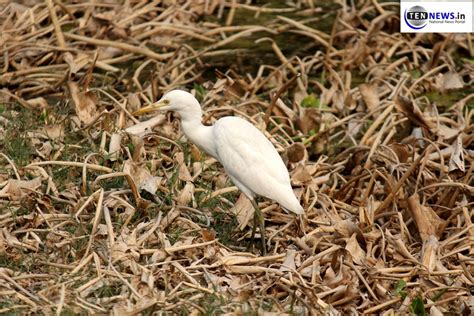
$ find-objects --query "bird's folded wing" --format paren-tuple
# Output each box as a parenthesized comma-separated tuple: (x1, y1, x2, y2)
(213, 117, 291, 197)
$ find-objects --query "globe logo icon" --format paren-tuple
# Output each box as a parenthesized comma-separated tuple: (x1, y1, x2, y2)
(404, 6, 428, 29)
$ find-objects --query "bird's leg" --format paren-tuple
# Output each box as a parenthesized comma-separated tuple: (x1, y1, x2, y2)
(251, 199, 266, 256)
(247, 211, 257, 252)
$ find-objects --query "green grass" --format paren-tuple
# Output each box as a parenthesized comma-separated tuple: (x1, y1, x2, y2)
(0, 251, 44, 274)
(209, 209, 240, 246)
(0, 107, 36, 167)
(425, 90, 472, 110)
(168, 227, 186, 245)
(98, 175, 125, 191)
(95, 282, 122, 298)
(2, 133, 33, 166)
(0, 300, 25, 316)
(176, 292, 228, 315)
(0, 253, 21, 269)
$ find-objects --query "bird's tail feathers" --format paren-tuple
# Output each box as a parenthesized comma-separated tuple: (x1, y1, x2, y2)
(281, 195, 304, 215)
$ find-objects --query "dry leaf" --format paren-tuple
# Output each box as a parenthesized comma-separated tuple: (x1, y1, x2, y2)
(177, 181, 194, 206)
(298, 108, 320, 135)
(0, 177, 42, 201)
(395, 96, 433, 129)
(220, 255, 254, 266)
(1, 2, 472, 313)
(345, 233, 366, 265)
(286, 143, 306, 163)
(359, 83, 379, 112)
(430, 306, 444, 316)
(127, 93, 141, 113)
(334, 219, 359, 238)
(123, 160, 160, 194)
(43, 124, 65, 140)
(36, 141, 53, 159)
(421, 235, 438, 273)
(389, 143, 409, 163)
(201, 229, 216, 242)
(407, 194, 444, 241)
(436, 124, 459, 140)
(215, 173, 228, 189)
(348, 120, 363, 137)
(230, 193, 255, 230)
(108, 132, 122, 161)
(111, 229, 139, 267)
(26, 97, 48, 110)
(0, 88, 12, 103)
(190, 144, 202, 161)
(64, 52, 90, 75)
(442, 71, 463, 91)
(279, 249, 296, 272)
(291, 164, 312, 186)
(313, 174, 330, 186)
(175, 152, 192, 181)
(67, 81, 98, 125)
(125, 115, 166, 137)
(130, 135, 144, 162)
(448, 134, 465, 174)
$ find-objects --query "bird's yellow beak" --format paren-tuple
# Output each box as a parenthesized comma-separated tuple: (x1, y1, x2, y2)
(132, 99, 169, 116)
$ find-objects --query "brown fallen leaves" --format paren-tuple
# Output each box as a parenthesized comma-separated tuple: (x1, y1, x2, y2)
(0, 0, 472, 315)
(0, 177, 42, 201)
(67, 81, 98, 126)
(395, 96, 434, 130)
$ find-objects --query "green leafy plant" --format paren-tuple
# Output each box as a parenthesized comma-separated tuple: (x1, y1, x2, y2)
(394, 280, 408, 299)
(193, 83, 207, 102)
(300, 94, 320, 108)
(410, 296, 426, 316)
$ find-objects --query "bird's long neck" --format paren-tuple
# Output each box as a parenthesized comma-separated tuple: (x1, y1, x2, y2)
(180, 114, 217, 158)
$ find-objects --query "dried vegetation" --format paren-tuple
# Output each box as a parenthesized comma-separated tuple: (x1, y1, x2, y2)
(0, 0, 473, 314)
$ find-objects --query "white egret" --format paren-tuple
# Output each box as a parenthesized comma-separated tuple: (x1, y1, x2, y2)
(133, 90, 303, 254)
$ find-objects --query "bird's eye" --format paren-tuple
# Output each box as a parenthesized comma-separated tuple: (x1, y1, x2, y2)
(163, 99, 170, 105)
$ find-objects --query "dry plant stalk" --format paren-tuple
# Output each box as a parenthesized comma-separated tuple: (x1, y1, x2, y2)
(0, 0, 472, 314)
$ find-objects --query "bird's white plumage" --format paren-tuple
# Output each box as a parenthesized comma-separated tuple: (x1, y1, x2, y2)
(213, 117, 303, 214)
(148, 90, 304, 215)
(214, 117, 288, 186)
